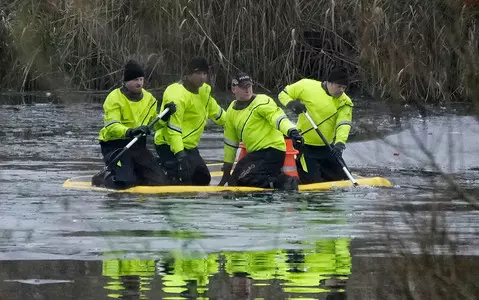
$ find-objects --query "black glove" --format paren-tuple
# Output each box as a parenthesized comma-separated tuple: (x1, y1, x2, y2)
(218, 162, 233, 186)
(175, 150, 190, 183)
(286, 99, 307, 115)
(330, 142, 346, 159)
(161, 102, 177, 121)
(288, 129, 304, 150)
(125, 125, 151, 138)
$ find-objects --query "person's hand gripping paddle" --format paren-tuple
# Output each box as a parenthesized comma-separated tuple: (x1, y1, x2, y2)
(91, 107, 171, 186)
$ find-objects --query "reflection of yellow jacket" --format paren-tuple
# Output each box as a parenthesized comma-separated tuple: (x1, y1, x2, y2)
(225, 250, 288, 280)
(224, 238, 351, 293)
(102, 259, 156, 299)
(161, 251, 217, 294)
(283, 238, 351, 293)
(101, 238, 351, 297)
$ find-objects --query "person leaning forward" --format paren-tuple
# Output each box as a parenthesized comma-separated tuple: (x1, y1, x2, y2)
(218, 72, 304, 190)
(154, 57, 226, 185)
(93, 60, 176, 189)
(278, 67, 353, 183)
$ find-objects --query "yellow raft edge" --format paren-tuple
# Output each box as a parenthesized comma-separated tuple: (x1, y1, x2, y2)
(62, 175, 392, 194)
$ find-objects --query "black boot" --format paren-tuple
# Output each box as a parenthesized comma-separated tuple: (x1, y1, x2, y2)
(91, 170, 110, 187)
(274, 174, 299, 191)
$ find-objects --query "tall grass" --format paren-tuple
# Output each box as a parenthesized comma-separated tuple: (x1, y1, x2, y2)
(0, 0, 478, 108)
(359, 0, 479, 111)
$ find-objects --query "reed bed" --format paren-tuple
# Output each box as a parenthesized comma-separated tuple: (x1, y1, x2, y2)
(0, 0, 478, 108)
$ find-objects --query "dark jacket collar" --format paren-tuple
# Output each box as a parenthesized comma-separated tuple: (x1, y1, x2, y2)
(120, 86, 143, 101)
(233, 95, 256, 110)
(321, 81, 332, 97)
(180, 79, 200, 94)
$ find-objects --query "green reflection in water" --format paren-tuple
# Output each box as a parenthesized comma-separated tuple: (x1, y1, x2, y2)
(102, 238, 351, 299)
(103, 260, 156, 299)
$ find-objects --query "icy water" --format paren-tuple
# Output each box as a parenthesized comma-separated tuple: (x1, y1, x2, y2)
(0, 93, 478, 299)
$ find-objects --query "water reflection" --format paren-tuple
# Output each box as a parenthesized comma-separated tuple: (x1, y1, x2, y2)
(101, 238, 350, 299)
(2, 95, 478, 299)
(103, 260, 156, 299)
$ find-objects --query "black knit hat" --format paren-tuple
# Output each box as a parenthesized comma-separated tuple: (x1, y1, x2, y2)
(328, 67, 349, 85)
(123, 60, 145, 82)
(186, 56, 209, 74)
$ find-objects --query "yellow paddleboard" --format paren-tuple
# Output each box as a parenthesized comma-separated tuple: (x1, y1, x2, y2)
(63, 175, 392, 194)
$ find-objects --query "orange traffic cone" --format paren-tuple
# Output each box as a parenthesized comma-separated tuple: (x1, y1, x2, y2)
(282, 138, 299, 178)
(237, 140, 299, 178)
(237, 142, 247, 161)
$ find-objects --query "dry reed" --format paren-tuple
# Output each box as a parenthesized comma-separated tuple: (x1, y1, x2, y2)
(0, 0, 477, 109)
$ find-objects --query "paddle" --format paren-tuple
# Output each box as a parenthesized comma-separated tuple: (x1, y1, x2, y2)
(303, 111, 358, 186)
(91, 107, 170, 184)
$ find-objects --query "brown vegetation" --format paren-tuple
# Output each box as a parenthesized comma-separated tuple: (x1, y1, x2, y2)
(0, 0, 478, 109)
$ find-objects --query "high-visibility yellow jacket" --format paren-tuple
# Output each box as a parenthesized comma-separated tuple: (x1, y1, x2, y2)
(223, 94, 296, 163)
(98, 88, 163, 142)
(154, 82, 225, 154)
(279, 79, 353, 146)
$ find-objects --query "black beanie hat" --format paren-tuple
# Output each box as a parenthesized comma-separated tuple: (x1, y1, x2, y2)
(328, 67, 349, 85)
(186, 56, 209, 74)
(123, 60, 145, 82)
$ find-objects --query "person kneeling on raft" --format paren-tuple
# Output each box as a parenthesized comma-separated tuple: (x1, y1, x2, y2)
(218, 72, 304, 191)
(154, 57, 226, 185)
(94, 60, 176, 189)
(279, 67, 353, 183)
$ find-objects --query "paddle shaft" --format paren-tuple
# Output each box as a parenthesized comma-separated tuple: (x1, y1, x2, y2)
(303, 111, 358, 186)
(103, 107, 170, 170)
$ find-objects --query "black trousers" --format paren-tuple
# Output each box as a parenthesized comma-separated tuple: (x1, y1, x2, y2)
(155, 145, 211, 186)
(297, 144, 348, 184)
(100, 139, 169, 189)
(230, 147, 293, 189)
